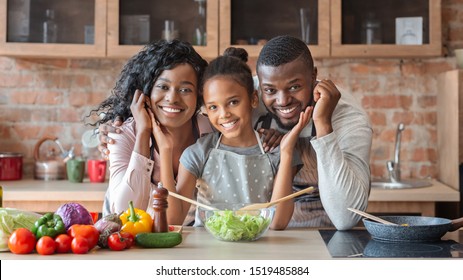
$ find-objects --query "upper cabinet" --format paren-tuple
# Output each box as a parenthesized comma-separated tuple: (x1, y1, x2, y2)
(219, 0, 330, 58)
(331, 0, 441, 58)
(0, 0, 442, 59)
(107, 0, 219, 60)
(0, 0, 107, 58)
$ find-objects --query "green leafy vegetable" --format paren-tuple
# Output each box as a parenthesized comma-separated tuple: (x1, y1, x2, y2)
(204, 210, 271, 241)
(0, 208, 41, 251)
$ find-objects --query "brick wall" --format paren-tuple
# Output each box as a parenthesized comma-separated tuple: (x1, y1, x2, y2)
(1, 0, 462, 179)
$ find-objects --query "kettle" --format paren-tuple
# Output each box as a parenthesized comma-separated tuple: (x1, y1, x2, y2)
(34, 137, 74, 180)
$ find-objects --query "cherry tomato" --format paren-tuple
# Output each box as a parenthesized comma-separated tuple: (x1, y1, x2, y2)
(119, 231, 134, 249)
(55, 234, 72, 253)
(71, 236, 89, 254)
(36, 236, 56, 255)
(168, 225, 175, 231)
(8, 228, 36, 254)
(108, 233, 126, 251)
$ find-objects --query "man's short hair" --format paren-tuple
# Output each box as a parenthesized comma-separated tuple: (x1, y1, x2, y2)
(256, 35, 314, 72)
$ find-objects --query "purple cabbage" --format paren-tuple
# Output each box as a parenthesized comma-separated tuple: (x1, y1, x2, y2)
(55, 202, 94, 230)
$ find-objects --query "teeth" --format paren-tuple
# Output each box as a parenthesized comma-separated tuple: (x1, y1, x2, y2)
(278, 107, 296, 114)
(162, 107, 182, 113)
(221, 120, 237, 128)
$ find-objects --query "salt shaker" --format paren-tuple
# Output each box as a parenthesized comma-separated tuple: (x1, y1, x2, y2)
(152, 182, 169, 232)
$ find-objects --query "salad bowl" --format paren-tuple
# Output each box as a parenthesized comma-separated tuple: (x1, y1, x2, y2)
(198, 203, 275, 242)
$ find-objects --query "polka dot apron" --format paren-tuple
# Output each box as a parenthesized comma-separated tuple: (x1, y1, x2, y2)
(194, 131, 275, 226)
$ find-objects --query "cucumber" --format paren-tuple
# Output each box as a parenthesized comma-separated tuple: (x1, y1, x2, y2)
(135, 232, 182, 248)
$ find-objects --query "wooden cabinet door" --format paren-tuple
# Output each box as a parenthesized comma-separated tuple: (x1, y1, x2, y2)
(106, 0, 219, 60)
(219, 0, 330, 59)
(0, 0, 107, 58)
(331, 0, 441, 58)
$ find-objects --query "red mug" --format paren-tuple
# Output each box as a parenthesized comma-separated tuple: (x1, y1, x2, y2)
(87, 159, 107, 183)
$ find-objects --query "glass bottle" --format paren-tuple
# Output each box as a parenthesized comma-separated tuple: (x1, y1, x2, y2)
(361, 12, 381, 45)
(192, 0, 207, 46)
(43, 9, 58, 43)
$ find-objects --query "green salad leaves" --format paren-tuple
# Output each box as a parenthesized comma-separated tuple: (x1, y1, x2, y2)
(204, 210, 271, 241)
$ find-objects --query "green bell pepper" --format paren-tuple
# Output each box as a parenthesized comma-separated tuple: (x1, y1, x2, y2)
(31, 212, 66, 239)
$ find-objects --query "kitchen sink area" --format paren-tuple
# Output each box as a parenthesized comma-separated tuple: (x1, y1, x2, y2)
(371, 179, 432, 189)
(372, 122, 432, 190)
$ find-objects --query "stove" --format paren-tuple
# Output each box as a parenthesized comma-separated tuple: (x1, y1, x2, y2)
(319, 229, 463, 258)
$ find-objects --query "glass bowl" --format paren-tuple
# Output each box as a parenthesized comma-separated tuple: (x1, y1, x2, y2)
(198, 203, 275, 242)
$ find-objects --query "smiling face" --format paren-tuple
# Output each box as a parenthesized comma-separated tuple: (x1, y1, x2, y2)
(257, 58, 317, 130)
(149, 63, 198, 129)
(203, 76, 258, 147)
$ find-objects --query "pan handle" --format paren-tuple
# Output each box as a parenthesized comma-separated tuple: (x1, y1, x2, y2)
(449, 217, 463, 232)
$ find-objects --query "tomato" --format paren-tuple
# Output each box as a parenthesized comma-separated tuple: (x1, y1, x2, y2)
(119, 231, 134, 249)
(36, 236, 56, 255)
(71, 236, 89, 254)
(108, 233, 126, 251)
(67, 224, 99, 249)
(8, 228, 36, 254)
(168, 225, 175, 231)
(55, 234, 72, 253)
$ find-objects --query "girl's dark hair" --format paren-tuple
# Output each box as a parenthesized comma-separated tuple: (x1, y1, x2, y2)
(88, 39, 208, 127)
(256, 35, 314, 73)
(199, 47, 254, 105)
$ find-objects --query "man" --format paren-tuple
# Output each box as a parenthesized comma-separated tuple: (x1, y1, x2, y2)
(99, 35, 372, 230)
(254, 35, 372, 230)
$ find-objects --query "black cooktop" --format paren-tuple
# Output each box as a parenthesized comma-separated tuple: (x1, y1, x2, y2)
(319, 229, 463, 258)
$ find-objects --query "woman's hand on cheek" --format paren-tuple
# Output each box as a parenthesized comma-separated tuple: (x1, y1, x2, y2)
(149, 110, 174, 152)
(130, 89, 152, 135)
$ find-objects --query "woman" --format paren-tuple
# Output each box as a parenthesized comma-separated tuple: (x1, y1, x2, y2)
(89, 39, 210, 223)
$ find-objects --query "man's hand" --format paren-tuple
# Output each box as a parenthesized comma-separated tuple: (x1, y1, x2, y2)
(98, 117, 123, 160)
(258, 128, 283, 152)
(312, 79, 341, 138)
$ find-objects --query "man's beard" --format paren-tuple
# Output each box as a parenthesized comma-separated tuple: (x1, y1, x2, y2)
(265, 108, 297, 131)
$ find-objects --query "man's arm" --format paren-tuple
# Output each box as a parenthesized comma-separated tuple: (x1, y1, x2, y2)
(312, 90, 372, 230)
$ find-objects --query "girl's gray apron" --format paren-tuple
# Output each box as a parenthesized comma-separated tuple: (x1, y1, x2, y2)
(194, 131, 275, 226)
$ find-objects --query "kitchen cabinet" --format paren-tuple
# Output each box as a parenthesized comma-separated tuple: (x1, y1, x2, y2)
(437, 69, 463, 215)
(106, 0, 219, 60)
(330, 0, 441, 58)
(1, 0, 442, 59)
(219, 0, 330, 58)
(0, 0, 107, 58)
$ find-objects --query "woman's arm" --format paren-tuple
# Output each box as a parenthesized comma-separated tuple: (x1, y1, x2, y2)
(151, 111, 198, 225)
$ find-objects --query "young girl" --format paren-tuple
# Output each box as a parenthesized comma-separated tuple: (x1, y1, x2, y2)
(89, 40, 211, 220)
(153, 48, 312, 229)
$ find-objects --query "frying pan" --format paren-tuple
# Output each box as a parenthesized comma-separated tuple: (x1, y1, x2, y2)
(363, 216, 463, 242)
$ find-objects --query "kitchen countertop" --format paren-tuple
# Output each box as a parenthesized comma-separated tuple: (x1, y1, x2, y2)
(0, 227, 332, 260)
(1, 179, 459, 215)
(1, 227, 461, 260)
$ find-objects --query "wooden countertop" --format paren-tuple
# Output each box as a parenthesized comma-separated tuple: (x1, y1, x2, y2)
(1, 179, 459, 213)
(0, 227, 332, 260)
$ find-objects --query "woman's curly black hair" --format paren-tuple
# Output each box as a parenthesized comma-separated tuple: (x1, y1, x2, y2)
(89, 39, 208, 127)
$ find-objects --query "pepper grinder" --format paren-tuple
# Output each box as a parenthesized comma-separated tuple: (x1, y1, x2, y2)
(152, 182, 169, 232)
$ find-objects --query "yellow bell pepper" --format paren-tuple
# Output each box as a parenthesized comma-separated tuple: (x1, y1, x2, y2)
(120, 201, 153, 236)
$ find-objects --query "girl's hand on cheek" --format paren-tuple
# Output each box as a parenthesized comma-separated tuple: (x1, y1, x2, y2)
(280, 107, 313, 152)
